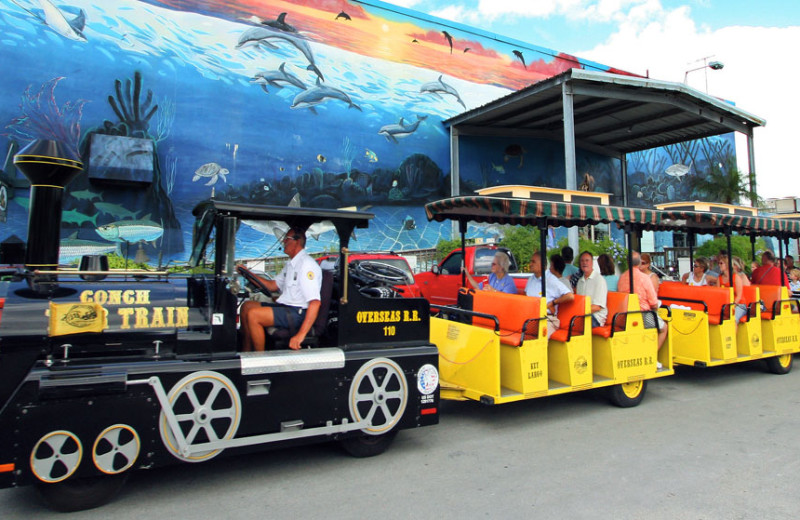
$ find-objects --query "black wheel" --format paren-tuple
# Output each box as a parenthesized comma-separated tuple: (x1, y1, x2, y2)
(36, 473, 128, 512)
(607, 379, 647, 408)
(340, 431, 397, 458)
(766, 354, 793, 374)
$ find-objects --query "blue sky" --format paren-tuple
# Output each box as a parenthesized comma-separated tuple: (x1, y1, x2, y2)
(387, 0, 800, 201)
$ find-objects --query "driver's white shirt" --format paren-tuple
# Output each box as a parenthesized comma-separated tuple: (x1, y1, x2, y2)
(275, 249, 322, 309)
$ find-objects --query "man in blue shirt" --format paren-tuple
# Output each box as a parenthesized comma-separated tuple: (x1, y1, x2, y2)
(524, 251, 574, 337)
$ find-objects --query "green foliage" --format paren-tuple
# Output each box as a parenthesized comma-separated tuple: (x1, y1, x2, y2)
(556, 236, 629, 271)
(105, 253, 149, 270)
(695, 235, 767, 270)
(435, 238, 463, 261)
(689, 156, 750, 205)
(500, 225, 540, 267)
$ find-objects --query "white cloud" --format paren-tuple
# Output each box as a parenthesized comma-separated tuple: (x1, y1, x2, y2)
(578, 4, 800, 199)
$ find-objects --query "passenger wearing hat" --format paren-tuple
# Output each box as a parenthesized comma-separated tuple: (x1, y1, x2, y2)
(240, 227, 322, 351)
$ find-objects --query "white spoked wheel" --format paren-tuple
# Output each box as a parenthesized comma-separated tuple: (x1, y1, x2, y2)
(30, 430, 83, 483)
(159, 371, 242, 462)
(349, 358, 408, 435)
(92, 425, 140, 475)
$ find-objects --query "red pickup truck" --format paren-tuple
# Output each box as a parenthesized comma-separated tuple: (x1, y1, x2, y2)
(415, 245, 529, 307)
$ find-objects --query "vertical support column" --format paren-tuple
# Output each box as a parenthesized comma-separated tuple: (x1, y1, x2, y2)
(563, 82, 579, 254)
(747, 129, 757, 207)
(621, 154, 628, 207)
(450, 125, 460, 240)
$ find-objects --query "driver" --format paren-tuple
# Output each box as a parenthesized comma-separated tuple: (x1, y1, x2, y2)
(240, 227, 322, 351)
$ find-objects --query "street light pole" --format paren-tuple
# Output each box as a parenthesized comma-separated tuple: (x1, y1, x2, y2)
(684, 56, 724, 92)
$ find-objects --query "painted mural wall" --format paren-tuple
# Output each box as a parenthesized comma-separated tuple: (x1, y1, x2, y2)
(0, 0, 736, 265)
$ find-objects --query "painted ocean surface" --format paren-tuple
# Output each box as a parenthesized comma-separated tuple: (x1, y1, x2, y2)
(0, 0, 515, 264)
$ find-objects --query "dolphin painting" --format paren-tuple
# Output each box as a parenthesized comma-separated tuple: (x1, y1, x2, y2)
(251, 62, 307, 93)
(378, 115, 428, 144)
(291, 78, 361, 114)
(420, 75, 466, 109)
(236, 26, 323, 81)
(261, 12, 297, 33)
(10, 0, 87, 41)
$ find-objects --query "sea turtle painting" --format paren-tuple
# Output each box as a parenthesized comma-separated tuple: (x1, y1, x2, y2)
(503, 144, 526, 168)
(193, 163, 230, 185)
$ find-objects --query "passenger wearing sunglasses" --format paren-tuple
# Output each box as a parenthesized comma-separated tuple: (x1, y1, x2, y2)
(464, 251, 517, 294)
(682, 257, 712, 286)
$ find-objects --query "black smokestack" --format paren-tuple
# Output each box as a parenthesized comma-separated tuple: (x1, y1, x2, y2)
(13, 140, 83, 282)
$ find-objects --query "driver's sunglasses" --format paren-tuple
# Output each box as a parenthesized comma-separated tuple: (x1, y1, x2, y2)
(283, 235, 301, 242)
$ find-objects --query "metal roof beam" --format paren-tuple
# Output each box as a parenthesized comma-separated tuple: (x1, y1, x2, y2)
(595, 118, 711, 146)
(570, 83, 756, 135)
(580, 107, 685, 136)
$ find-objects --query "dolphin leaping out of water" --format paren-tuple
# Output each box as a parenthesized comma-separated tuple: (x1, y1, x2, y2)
(290, 78, 361, 114)
(420, 75, 466, 109)
(10, 0, 87, 41)
(378, 115, 428, 144)
(236, 26, 324, 81)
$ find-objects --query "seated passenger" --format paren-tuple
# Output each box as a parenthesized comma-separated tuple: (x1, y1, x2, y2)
(619, 252, 667, 353)
(639, 252, 661, 294)
(240, 227, 322, 352)
(597, 253, 619, 291)
(524, 251, 574, 337)
(752, 250, 791, 288)
(549, 253, 572, 289)
(464, 251, 517, 294)
(575, 251, 608, 328)
(682, 257, 711, 286)
(717, 254, 748, 324)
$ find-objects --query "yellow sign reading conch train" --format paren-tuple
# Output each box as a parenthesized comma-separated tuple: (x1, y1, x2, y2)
(49, 302, 107, 336)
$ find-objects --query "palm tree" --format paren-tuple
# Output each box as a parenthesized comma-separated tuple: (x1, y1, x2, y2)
(689, 156, 751, 204)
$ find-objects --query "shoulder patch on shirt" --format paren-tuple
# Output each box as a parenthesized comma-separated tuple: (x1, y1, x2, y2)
(307, 271, 315, 280)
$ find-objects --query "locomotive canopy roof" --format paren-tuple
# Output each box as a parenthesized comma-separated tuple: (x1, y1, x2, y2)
(443, 68, 765, 157)
(425, 196, 800, 238)
(189, 200, 375, 267)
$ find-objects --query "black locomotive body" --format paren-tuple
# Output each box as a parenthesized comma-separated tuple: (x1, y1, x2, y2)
(0, 141, 439, 511)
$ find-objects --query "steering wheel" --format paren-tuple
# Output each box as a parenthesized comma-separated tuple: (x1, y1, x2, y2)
(352, 261, 410, 286)
(236, 265, 275, 297)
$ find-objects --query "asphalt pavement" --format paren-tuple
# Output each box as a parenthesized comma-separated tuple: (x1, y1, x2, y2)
(3, 360, 800, 519)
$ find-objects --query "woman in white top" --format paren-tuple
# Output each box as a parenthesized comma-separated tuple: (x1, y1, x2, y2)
(682, 257, 710, 286)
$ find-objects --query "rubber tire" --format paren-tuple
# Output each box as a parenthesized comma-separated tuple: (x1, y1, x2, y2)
(340, 432, 397, 458)
(607, 379, 647, 408)
(766, 354, 793, 375)
(36, 473, 128, 512)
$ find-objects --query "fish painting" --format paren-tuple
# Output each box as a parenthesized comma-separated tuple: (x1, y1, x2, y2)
(378, 115, 427, 144)
(95, 215, 164, 244)
(193, 163, 229, 185)
(490, 163, 505, 174)
(62, 208, 97, 226)
(11, 0, 87, 42)
(59, 232, 116, 263)
(665, 161, 693, 181)
(420, 75, 466, 109)
(365, 149, 378, 163)
(94, 202, 140, 220)
(70, 189, 101, 201)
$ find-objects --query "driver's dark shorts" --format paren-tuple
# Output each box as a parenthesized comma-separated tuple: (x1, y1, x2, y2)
(265, 304, 306, 333)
